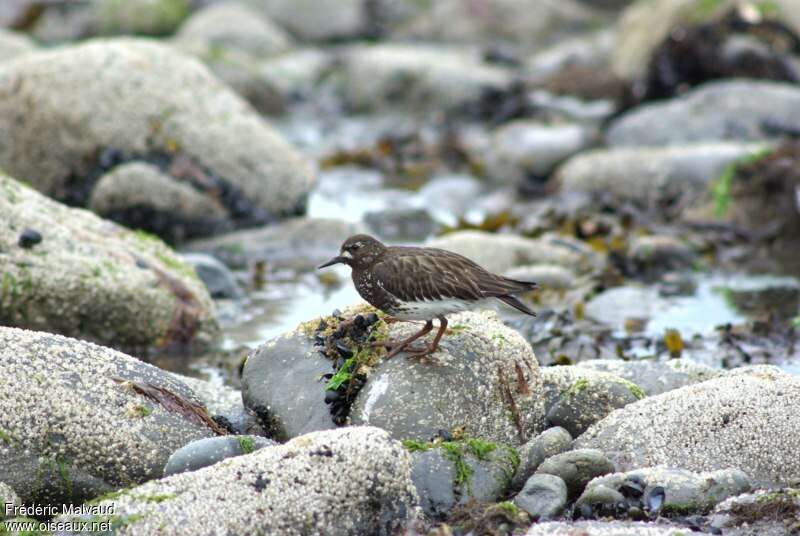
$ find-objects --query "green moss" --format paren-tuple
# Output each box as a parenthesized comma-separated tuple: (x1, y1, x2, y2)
(564, 377, 590, 398)
(465, 438, 498, 461)
(87, 487, 132, 505)
(713, 148, 772, 218)
(238, 436, 256, 454)
(137, 493, 176, 503)
(441, 442, 474, 493)
(401, 439, 431, 452)
(131, 405, 152, 418)
(662, 502, 700, 515)
(0, 429, 12, 444)
(756, 0, 781, 16)
(57, 456, 73, 498)
(626, 382, 646, 400)
(449, 324, 469, 334)
(497, 501, 520, 517)
(688, 0, 723, 20)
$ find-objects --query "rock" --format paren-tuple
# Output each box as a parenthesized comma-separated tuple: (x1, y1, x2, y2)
(536, 449, 616, 500)
(575, 366, 800, 486)
(186, 217, 367, 270)
(168, 374, 259, 436)
(711, 488, 800, 536)
(243, 307, 545, 445)
(608, 81, 800, 147)
(174, 2, 291, 58)
(581, 466, 751, 516)
(555, 143, 768, 206)
(179, 253, 243, 300)
(628, 235, 696, 273)
(396, 0, 606, 50)
(364, 207, 438, 241)
(340, 43, 510, 113)
(57, 427, 417, 535)
(574, 484, 626, 516)
(576, 359, 721, 396)
(486, 121, 595, 185)
(263, 0, 368, 41)
(88, 162, 229, 243)
(427, 230, 601, 275)
(0, 39, 314, 240)
(0, 328, 216, 505)
(525, 30, 614, 80)
(350, 310, 545, 445)
(514, 473, 568, 520)
(512, 427, 573, 490)
(0, 482, 20, 519)
(410, 441, 519, 519)
(526, 521, 696, 535)
(164, 435, 276, 476)
(0, 28, 36, 62)
(93, 0, 190, 36)
(258, 47, 332, 99)
(504, 264, 577, 291)
(583, 285, 660, 333)
(415, 174, 485, 223)
(0, 174, 218, 352)
(541, 366, 645, 437)
(611, 0, 800, 81)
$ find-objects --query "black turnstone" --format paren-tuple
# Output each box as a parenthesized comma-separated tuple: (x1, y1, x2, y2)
(318, 234, 537, 359)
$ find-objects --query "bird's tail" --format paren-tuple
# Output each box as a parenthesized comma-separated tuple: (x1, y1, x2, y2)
(496, 294, 537, 316)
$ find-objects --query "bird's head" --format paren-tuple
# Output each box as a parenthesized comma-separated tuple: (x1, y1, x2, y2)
(318, 234, 386, 270)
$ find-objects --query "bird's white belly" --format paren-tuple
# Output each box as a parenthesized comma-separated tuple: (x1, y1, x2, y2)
(390, 298, 486, 320)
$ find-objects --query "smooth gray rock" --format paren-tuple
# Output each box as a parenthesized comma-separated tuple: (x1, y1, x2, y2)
(628, 235, 696, 272)
(186, 217, 367, 270)
(427, 230, 602, 275)
(582, 466, 751, 515)
(512, 427, 573, 490)
(541, 366, 645, 437)
(0, 174, 218, 352)
(514, 473, 568, 520)
(411, 443, 518, 519)
(364, 207, 439, 241)
(263, 0, 367, 41)
(574, 483, 626, 511)
(711, 488, 800, 536)
(164, 435, 276, 476)
(536, 449, 615, 499)
(180, 253, 243, 300)
(0, 328, 215, 505)
(258, 47, 332, 99)
(575, 366, 800, 486)
(350, 310, 546, 446)
(0, 39, 314, 238)
(608, 81, 800, 147)
(486, 121, 595, 184)
(555, 143, 769, 205)
(56, 427, 417, 535)
(340, 43, 510, 113)
(576, 359, 721, 396)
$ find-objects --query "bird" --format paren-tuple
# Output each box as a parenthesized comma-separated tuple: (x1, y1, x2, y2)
(318, 234, 537, 359)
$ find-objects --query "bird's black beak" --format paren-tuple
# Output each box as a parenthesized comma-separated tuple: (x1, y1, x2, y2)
(318, 255, 348, 269)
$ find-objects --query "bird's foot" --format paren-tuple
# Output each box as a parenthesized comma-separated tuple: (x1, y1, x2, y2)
(402, 343, 440, 364)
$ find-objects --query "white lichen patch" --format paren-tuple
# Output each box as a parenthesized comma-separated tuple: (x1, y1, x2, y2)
(526, 520, 693, 535)
(576, 365, 800, 486)
(0, 327, 215, 503)
(57, 427, 418, 536)
(0, 173, 217, 351)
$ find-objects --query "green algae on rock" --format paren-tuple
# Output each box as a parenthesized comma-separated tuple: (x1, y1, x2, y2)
(0, 173, 218, 353)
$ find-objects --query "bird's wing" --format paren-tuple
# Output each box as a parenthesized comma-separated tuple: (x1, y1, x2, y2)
(372, 248, 535, 302)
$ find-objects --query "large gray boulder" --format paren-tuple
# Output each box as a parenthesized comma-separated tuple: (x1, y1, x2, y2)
(243, 307, 546, 445)
(576, 366, 800, 486)
(57, 427, 418, 535)
(576, 359, 721, 396)
(0, 328, 216, 505)
(607, 81, 800, 147)
(0, 39, 314, 240)
(555, 143, 768, 205)
(0, 28, 36, 62)
(0, 174, 217, 352)
(340, 43, 510, 113)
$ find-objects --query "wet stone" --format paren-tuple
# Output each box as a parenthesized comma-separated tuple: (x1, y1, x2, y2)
(164, 436, 277, 476)
(514, 473, 568, 520)
(535, 449, 616, 500)
(17, 228, 42, 248)
(511, 427, 573, 490)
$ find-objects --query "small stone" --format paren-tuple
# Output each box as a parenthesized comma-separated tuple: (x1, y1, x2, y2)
(536, 449, 616, 500)
(514, 473, 568, 520)
(164, 436, 276, 476)
(17, 228, 42, 248)
(512, 427, 573, 490)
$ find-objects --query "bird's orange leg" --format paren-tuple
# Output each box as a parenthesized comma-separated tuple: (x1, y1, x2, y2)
(405, 316, 448, 361)
(371, 320, 433, 359)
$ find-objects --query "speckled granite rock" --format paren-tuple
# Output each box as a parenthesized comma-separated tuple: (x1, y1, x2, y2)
(0, 29, 37, 63)
(427, 231, 602, 275)
(580, 467, 751, 515)
(575, 366, 800, 486)
(525, 520, 695, 535)
(541, 366, 645, 437)
(243, 307, 545, 445)
(711, 488, 800, 536)
(0, 482, 20, 519)
(57, 427, 418, 535)
(410, 442, 519, 519)
(0, 39, 313, 240)
(0, 328, 216, 505)
(164, 435, 277, 476)
(0, 174, 217, 351)
(576, 359, 721, 396)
